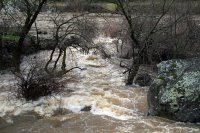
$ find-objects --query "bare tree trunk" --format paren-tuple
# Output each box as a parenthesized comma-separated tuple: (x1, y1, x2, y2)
(126, 51, 140, 85)
(53, 49, 62, 71)
(62, 49, 67, 70)
(126, 65, 140, 85)
(14, 0, 47, 72)
(0, 35, 2, 67)
(15, 33, 27, 71)
(116, 0, 172, 85)
(34, 22, 40, 45)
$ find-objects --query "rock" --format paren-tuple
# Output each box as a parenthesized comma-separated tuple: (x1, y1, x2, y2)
(86, 55, 98, 60)
(134, 73, 152, 87)
(39, 38, 55, 50)
(87, 64, 107, 68)
(37, 30, 48, 35)
(148, 58, 200, 123)
(81, 106, 92, 112)
(0, 117, 10, 128)
(53, 108, 72, 116)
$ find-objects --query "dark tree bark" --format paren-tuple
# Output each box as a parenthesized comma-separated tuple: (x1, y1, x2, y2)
(15, 0, 47, 71)
(126, 59, 140, 85)
(116, 0, 141, 85)
(0, 35, 2, 67)
(62, 49, 67, 70)
(116, 0, 172, 85)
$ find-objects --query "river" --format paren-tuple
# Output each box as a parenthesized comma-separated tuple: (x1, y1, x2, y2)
(0, 37, 200, 133)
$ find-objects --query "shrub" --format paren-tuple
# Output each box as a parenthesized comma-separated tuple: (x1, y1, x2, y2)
(14, 66, 63, 101)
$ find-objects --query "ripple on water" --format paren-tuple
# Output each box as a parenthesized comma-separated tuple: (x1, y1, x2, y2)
(0, 43, 200, 132)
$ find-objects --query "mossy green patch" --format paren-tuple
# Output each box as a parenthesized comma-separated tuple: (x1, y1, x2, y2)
(149, 58, 200, 122)
(171, 63, 177, 68)
(160, 88, 183, 111)
(100, 3, 118, 11)
(158, 76, 166, 81)
(1, 35, 20, 42)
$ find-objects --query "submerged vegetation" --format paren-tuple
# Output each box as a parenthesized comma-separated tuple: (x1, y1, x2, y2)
(14, 65, 63, 101)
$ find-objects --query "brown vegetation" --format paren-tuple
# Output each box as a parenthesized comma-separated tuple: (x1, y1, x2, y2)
(14, 65, 63, 101)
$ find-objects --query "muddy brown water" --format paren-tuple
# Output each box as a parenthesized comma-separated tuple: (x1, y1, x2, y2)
(0, 12, 200, 133)
(0, 86, 199, 133)
(0, 43, 200, 133)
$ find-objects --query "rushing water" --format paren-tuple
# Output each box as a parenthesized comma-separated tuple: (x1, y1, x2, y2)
(0, 37, 200, 133)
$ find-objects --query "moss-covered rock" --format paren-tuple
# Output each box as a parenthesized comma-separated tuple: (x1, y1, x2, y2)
(148, 58, 200, 122)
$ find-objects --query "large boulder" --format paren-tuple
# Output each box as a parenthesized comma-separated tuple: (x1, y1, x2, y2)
(148, 58, 200, 122)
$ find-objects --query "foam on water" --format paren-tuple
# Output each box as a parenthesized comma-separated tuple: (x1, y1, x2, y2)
(0, 37, 134, 121)
(0, 36, 199, 132)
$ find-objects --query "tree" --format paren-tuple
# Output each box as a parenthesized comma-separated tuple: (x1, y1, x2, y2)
(2, 0, 48, 71)
(44, 5, 97, 76)
(0, 35, 2, 68)
(115, 0, 194, 85)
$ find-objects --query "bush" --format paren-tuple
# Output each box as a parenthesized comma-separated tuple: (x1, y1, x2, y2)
(14, 66, 63, 101)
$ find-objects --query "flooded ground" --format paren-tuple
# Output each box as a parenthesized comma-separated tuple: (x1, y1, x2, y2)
(0, 37, 200, 133)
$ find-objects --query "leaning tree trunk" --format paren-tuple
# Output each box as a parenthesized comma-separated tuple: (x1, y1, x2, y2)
(126, 44, 151, 85)
(15, 34, 27, 71)
(62, 49, 67, 70)
(14, 0, 47, 72)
